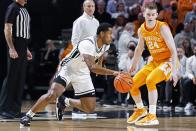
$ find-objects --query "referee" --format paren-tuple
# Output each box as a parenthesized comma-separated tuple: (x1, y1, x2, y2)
(0, 0, 32, 119)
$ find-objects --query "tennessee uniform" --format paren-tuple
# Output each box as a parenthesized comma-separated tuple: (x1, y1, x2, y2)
(127, 20, 175, 125)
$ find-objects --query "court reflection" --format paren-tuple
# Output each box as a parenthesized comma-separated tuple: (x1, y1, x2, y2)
(127, 126, 159, 131)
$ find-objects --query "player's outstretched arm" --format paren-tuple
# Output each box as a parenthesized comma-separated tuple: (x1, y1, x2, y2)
(129, 28, 144, 73)
(83, 53, 119, 76)
(160, 25, 179, 86)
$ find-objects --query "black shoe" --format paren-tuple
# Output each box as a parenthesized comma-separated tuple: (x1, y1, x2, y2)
(56, 95, 66, 120)
(20, 115, 32, 127)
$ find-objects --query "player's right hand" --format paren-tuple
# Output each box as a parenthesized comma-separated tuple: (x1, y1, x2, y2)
(113, 71, 120, 76)
(129, 65, 136, 73)
(9, 48, 18, 59)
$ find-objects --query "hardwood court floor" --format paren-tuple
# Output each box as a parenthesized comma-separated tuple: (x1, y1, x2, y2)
(0, 101, 196, 131)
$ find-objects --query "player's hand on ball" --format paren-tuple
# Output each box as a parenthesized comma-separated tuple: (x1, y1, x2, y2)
(113, 71, 120, 76)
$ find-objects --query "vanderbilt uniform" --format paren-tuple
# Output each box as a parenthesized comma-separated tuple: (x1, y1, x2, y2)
(54, 36, 110, 97)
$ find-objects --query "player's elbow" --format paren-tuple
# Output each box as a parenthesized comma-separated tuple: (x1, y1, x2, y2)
(89, 64, 97, 73)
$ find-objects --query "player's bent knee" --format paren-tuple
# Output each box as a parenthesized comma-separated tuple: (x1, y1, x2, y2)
(146, 77, 157, 91)
(44, 91, 57, 102)
(80, 96, 96, 113)
(130, 88, 140, 96)
(50, 82, 65, 97)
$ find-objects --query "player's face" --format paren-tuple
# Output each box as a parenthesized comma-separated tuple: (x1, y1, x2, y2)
(83, 1, 95, 16)
(103, 28, 113, 45)
(143, 8, 158, 23)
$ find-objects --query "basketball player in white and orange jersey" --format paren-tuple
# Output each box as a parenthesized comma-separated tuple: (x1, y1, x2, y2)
(127, 2, 179, 126)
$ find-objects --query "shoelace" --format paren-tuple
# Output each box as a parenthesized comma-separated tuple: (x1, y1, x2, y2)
(132, 109, 144, 118)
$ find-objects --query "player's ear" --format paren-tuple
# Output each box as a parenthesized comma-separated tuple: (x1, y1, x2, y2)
(100, 31, 104, 38)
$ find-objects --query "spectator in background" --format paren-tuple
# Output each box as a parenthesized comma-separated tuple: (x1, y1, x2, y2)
(175, 23, 184, 35)
(106, 0, 118, 15)
(128, 3, 141, 22)
(190, 17, 196, 46)
(140, 0, 154, 10)
(174, 21, 193, 48)
(177, 0, 196, 24)
(182, 43, 196, 111)
(111, 2, 129, 19)
(184, 3, 196, 24)
(163, 46, 187, 112)
(118, 48, 144, 76)
(124, 0, 139, 7)
(157, 0, 180, 35)
(94, 0, 112, 24)
(112, 14, 127, 47)
(180, 37, 193, 57)
(117, 22, 138, 70)
(128, 4, 142, 37)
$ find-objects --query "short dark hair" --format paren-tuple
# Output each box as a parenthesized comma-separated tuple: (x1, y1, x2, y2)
(97, 23, 112, 35)
(144, 2, 157, 11)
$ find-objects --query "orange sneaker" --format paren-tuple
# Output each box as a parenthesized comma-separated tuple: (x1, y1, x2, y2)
(127, 108, 147, 124)
(135, 113, 159, 126)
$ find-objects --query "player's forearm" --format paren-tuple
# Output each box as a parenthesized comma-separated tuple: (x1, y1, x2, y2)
(4, 26, 14, 49)
(90, 64, 117, 76)
(171, 48, 178, 71)
(132, 46, 143, 66)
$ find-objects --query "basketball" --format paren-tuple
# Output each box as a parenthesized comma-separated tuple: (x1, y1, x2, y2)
(114, 73, 133, 93)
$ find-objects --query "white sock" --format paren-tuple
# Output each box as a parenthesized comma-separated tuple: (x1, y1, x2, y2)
(26, 110, 35, 118)
(149, 105, 156, 114)
(64, 97, 70, 107)
(136, 102, 144, 109)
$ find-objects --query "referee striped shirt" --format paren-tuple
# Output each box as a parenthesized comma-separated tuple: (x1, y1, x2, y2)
(5, 2, 30, 39)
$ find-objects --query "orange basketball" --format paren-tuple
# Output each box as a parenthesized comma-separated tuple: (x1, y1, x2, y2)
(114, 74, 133, 93)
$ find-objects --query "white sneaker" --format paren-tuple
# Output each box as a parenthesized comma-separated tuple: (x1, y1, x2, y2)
(184, 103, 193, 110)
(163, 106, 172, 112)
(175, 106, 184, 112)
(72, 112, 87, 119)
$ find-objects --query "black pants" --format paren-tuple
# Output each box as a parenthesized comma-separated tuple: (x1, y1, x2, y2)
(165, 80, 182, 105)
(0, 38, 28, 115)
(182, 77, 196, 104)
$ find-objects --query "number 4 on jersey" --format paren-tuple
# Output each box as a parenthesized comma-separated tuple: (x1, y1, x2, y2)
(148, 41, 159, 49)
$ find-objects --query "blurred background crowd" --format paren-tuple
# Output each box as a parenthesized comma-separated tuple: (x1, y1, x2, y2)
(0, 0, 196, 113)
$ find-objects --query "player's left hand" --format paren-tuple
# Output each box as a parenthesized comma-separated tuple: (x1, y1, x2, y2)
(27, 49, 32, 60)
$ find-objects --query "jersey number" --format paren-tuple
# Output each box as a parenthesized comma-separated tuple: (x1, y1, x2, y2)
(148, 41, 159, 50)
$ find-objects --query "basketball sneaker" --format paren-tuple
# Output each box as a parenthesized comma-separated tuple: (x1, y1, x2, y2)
(127, 108, 147, 124)
(20, 115, 32, 127)
(135, 113, 159, 126)
(56, 95, 66, 120)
